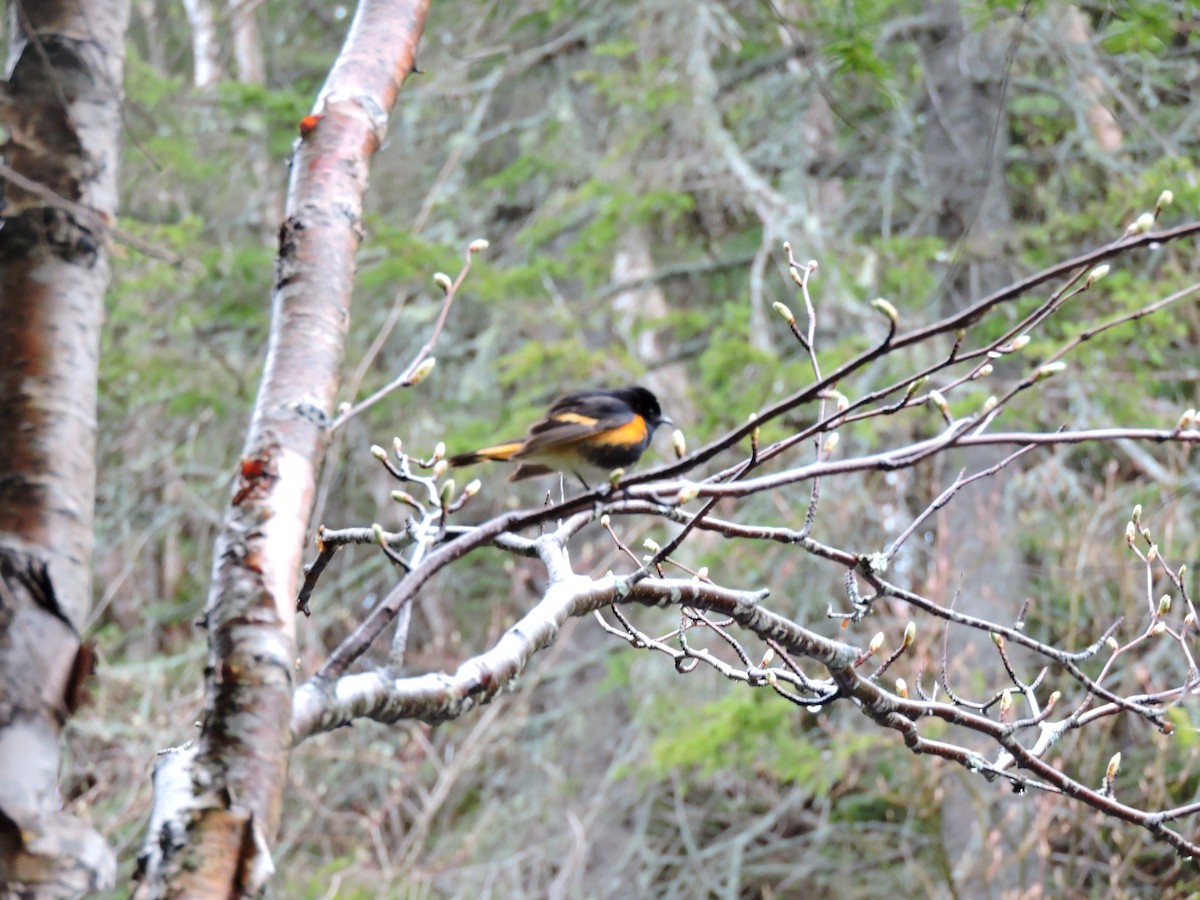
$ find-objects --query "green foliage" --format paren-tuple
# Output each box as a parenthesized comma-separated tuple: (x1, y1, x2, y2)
(869, 236, 948, 307)
(575, 44, 685, 112)
(497, 336, 606, 389)
(215, 80, 316, 156)
(358, 222, 465, 290)
(1166, 707, 1197, 751)
(812, 0, 911, 82)
(1098, 6, 1176, 54)
(479, 151, 564, 197)
(644, 686, 889, 803)
(124, 52, 185, 107)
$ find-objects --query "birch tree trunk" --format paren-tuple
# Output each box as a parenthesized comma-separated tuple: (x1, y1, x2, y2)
(0, 0, 129, 893)
(132, 1, 432, 895)
(181, 0, 221, 88)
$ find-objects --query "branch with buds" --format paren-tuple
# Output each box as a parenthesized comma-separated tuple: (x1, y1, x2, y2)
(293, 209, 1200, 859)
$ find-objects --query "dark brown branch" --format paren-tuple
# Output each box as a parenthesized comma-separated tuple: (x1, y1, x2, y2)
(621, 223, 1200, 490)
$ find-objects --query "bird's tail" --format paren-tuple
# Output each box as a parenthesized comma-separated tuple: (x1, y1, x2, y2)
(446, 442, 523, 467)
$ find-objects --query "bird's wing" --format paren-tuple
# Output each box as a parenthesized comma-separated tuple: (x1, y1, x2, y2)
(516, 392, 636, 456)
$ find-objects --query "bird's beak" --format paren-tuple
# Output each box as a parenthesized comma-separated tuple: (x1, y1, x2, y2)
(659, 416, 675, 429)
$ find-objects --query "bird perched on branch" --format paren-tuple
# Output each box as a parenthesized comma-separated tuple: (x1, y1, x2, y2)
(447, 385, 673, 485)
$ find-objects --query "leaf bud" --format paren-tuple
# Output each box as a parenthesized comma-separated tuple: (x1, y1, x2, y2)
(1125, 212, 1155, 235)
(904, 376, 928, 402)
(871, 297, 899, 324)
(1107, 752, 1122, 780)
(672, 429, 687, 458)
(409, 357, 436, 385)
(1032, 361, 1067, 381)
(1084, 264, 1110, 287)
(825, 389, 850, 413)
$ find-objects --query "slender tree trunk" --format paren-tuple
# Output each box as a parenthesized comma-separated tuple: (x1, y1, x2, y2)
(229, 0, 265, 84)
(918, 0, 1013, 312)
(182, 0, 222, 87)
(132, 1, 431, 895)
(1063, 5, 1123, 152)
(917, 3, 1028, 892)
(0, 0, 129, 893)
(228, 0, 281, 238)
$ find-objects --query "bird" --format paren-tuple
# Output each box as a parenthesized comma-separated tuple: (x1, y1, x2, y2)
(447, 385, 673, 485)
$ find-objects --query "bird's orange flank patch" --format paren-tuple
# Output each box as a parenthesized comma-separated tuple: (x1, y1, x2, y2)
(593, 415, 648, 447)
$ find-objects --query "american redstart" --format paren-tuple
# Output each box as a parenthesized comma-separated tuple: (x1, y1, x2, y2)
(447, 385, 673, 484)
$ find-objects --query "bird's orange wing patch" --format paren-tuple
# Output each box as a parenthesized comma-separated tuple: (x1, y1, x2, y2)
(550, 412, 599, 427)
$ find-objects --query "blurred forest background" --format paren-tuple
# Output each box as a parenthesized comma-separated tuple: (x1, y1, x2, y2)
(48, 0, 1200, 895)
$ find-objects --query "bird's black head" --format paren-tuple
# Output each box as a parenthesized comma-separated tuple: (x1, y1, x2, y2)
(618, 385, 672, 430)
